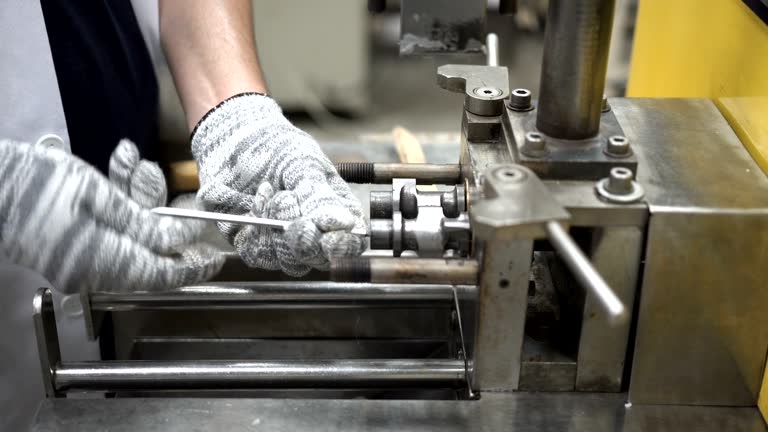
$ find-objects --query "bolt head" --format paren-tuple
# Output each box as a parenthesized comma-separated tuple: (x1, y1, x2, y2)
(521, 131, 549, 158)
(493, 166, 527, 183)
(473, 86, 503, 98)
(601, 94, 611, 112)
(508, 88, 533, 111)
(605, 167, 634, 195)
(605, 135, 631, 157)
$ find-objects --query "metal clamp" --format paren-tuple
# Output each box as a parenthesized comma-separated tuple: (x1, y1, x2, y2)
(472, 165, 627, 324)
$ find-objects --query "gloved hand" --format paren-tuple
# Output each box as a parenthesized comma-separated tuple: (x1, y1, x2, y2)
(192, 93, 366, 276)
(0, 139, 224, 294)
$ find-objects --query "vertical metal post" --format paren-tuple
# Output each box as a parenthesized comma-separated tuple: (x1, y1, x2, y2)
(33, 288, 62, 398)
(536, 0, 616, 140)
(486, 33, 499, 67)
(575, 226, 642, 391)
(472, 237, 534, 391)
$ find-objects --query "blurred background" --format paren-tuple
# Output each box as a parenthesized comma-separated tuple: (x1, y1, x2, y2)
(156, 0, 639, 167)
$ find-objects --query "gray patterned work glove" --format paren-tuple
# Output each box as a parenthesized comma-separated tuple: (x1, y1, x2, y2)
(192, 93, 366, 276)
(0, 139, 224, 294)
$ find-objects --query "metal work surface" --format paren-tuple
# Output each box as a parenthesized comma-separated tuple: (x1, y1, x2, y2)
(33, 393, 767, 432)
(617, 98, 768, 209)
(611, 98, 768, 405)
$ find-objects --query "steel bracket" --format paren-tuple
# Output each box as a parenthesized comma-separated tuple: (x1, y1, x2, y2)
(470, 164, 570, 240)
(438, 65, 509, 116)
(506, 105, 638, 180)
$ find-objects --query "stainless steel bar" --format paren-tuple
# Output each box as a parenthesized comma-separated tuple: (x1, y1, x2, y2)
(335, 162, 462, 185)
(536, 0, 616, 139)
(151, 207, 368, 236)
(486, 33, 499, 67)
(331, 258, 479, 285)
(88, 282, 471, 311)
(54, 359, 466, 391)
(544, 221, 626, 324)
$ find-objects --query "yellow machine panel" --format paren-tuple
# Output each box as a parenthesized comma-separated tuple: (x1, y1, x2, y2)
(628, 0, 768, 177)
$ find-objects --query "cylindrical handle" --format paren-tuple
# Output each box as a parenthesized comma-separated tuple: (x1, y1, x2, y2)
(544, 221, 626, 324)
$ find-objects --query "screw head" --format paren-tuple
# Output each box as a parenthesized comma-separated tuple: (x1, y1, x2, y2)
(508, 88, 533, 111)
(594, 167, 645, 204)
(493, 166, 527, 183)
(473, 86, 503, 98)
(605, 167, 634, 195)
(605, 135, 632, 158)
(521, 131, 549, 157)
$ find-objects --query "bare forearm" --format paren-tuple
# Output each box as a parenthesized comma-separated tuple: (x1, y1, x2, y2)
(159, 0, 268, 130)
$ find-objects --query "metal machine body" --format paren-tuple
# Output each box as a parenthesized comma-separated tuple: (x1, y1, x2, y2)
(30, 0, 768, 429)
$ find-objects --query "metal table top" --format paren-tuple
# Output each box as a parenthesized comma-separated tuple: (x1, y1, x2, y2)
(33, 393, 766, 431)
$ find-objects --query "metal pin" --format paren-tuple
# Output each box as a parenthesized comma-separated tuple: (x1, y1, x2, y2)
(151, 207, 369, 237)
(486, 33, 499, 67)
(544, 221, 626, 324)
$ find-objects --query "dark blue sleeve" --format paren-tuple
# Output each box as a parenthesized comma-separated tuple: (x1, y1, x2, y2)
(40, 0, 159, 174)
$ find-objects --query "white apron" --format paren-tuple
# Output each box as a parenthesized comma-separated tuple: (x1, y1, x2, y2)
(0, 1, 159, 430)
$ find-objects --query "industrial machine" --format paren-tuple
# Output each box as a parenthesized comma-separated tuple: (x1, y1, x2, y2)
(31, 0, 768, 430)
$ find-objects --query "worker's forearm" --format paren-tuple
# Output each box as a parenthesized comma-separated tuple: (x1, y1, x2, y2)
(159, 0, 268, 131)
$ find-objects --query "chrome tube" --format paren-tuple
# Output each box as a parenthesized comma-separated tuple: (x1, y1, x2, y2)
(486, 33, 499, 67)
(54, 359, 466, 391)
(89, 282, 471, 311)
(536, 0, 616, 139)
(545, 221, 626, 324)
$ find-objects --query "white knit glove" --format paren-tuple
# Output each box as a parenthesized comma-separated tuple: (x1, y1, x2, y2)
(192, 93, 366, 276)
(0, 139, 224, 294)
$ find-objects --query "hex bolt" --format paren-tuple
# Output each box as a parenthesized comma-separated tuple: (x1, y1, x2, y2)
(601, 94, 611, 112)
(605, 167, 635, 195)
(521, 131, 549, 158)
(508, 88, 533, 111)
(605, 135, 632, 158)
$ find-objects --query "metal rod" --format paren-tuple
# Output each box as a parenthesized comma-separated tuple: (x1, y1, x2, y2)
(151, 207, 368, 236)
(331, 258, 479, 285)
(544, 221, 626, 324)
(486, 33, 499, 67)
(88, 282, 473, 311)
(54, 359, 466, 391)
(536, 0, 616, 140)
(336, 163, 461, 185)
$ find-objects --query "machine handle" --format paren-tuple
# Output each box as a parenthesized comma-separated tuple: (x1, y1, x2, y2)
(544, 221, 627, 324)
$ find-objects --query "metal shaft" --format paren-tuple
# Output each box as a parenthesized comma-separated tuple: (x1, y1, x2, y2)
(336, 163, 461, 185)
(88, 282, 471, 311)
(536, 0, 615, 140)
(544, 221, 626, 323)
(331, 258, 479, 285)
(486, 33, 499, 67)
(54, 359, 466, 391)
(151, 207, 368, 236)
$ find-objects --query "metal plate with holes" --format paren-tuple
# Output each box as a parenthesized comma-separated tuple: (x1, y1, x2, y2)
(504, 102, 638, 180)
